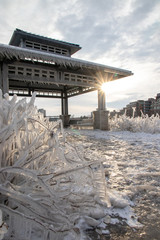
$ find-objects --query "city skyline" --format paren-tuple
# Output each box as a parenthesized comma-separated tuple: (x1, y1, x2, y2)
(39, 91, 160, 118)
(110, 92, 160, 117)
(0, 0, 160, 116)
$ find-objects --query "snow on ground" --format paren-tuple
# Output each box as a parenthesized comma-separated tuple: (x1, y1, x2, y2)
(1, 91, 160, 239)
(67, 129, 160, 239)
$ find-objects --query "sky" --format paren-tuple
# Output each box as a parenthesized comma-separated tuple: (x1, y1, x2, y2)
(0, 0, 160, 117)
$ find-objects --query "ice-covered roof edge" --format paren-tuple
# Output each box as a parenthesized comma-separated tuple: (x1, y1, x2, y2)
(0, 43, 133, 76)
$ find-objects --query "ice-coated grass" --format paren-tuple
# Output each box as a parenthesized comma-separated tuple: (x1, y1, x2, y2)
(0, 91, 111, 240)
(109, 111, 160, 133)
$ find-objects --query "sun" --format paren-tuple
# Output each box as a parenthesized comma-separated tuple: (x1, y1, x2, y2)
(101, 82, 108, 93)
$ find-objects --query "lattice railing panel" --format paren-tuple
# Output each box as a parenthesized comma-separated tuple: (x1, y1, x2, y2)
(25, 40, 69, 56)
(64, 72, 98, 85)
(8, 64, 57, 82)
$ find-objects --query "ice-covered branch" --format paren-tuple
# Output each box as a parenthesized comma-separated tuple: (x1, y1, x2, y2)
(109, 112, 160, 133)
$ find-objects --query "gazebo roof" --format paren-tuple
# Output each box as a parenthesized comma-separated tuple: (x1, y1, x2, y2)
(9, 29, 81, 55)
(0, 43, 133, 80)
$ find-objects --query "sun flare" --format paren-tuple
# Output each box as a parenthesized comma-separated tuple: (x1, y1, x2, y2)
(101, 82, 108, 93)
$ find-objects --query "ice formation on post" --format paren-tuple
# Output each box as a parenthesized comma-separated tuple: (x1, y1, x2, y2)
(0, 90, 110, 239)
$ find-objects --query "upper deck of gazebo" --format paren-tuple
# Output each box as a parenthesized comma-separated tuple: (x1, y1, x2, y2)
(9, 28, 81, 57)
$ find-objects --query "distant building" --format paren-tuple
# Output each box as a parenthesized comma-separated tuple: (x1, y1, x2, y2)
(38, 108, 46, 117)
(122, 93, 160, 118)
(156, 93, 160, 99)
(109, 110, 118, 118)
(48, 116, 60, 122)
(109, 93, 160, 118)
(126, 101, 137, 117)
(119, 108, 126, 116)
(126, 102, 132, 117)
(109, 108, 126, 118)
(145, 98, 155, 116)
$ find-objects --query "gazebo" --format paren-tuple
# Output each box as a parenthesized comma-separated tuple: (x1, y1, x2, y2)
(0, 29, 133, 129)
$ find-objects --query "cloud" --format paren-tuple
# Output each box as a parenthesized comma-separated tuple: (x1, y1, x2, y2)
(0, 0, 160, 116)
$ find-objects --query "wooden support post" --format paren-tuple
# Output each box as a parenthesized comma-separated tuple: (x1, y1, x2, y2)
(61, 88, 68, 115)
(60, 88, 70, 127)
(0, 62, 9, 94)
(61, 91, 64, 115)
(28, 88, 32, 96)
(64, 91, 68, 115)
(98, 89, 106, 110)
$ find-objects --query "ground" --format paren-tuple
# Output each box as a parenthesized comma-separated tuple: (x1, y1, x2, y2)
(67, 129, 160, 240)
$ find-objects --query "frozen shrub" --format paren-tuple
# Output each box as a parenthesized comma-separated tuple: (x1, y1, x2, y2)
(109, 112, 160, 133)
(0, 90, 110, 240)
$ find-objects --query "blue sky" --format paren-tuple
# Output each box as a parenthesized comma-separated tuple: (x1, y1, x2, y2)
(0, 0, 160, 116)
